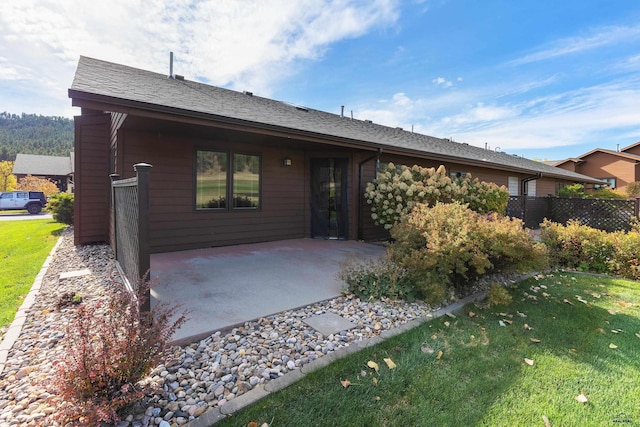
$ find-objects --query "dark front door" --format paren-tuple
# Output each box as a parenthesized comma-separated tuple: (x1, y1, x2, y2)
(310, 158, 348, 239)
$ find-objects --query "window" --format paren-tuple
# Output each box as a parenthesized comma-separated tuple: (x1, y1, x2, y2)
(196, 150, 260, 210)
(526, 180, 537, 196)
(233, 154, 260, 208)
(508, 177, 519, 196)
(595, 177, 616, 189)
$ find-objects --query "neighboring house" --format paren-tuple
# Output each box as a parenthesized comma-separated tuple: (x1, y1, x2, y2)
(554, 143, 640, 194)
(12, 152, 75, 192)
(68, 56, 603, 251)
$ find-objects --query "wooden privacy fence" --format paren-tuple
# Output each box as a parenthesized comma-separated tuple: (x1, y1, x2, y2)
(507, 196, 640, 232)
(110, 163, 152, 311)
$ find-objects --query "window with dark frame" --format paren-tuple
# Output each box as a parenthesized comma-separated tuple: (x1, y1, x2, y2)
(196, 150, 260, 211)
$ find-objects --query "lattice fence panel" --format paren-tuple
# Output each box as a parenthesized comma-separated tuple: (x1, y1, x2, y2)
(506, 196, 525, 220)
(114, 181, 140, 292)
(550, 197, 635, 232)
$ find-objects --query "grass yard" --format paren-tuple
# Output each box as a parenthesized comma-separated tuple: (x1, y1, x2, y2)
(218, 273, 640, 427)
(0, 219, 65, 331)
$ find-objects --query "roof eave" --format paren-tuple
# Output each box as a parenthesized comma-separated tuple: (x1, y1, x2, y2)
(69, 89, 601, 184)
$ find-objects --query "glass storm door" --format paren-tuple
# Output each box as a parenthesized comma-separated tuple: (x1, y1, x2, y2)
(310, 158, 348, 239)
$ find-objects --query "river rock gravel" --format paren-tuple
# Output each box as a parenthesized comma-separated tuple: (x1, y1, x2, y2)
(0, 228, 439, 426)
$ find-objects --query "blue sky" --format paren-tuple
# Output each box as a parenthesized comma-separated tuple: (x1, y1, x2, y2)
(1, 0, 639, 161)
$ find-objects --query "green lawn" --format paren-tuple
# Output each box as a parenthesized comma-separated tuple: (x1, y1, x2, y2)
(0, 219, 65, 331)
(218, 273, 640, 427)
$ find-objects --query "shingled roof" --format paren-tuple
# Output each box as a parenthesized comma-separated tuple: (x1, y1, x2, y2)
(13, 153, 73, 176)
(69, 56, 601, 184)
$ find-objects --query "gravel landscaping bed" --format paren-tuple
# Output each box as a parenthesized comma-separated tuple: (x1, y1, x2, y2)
(0, 228, 442, 426)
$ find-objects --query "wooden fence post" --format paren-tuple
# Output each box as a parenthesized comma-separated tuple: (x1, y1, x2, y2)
(134, 163, 152, 311)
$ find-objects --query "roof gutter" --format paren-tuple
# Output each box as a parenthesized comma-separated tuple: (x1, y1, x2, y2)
(521, 173, 541, 196)
(68, 90, 605, 185)
(358, 148, 383, 240)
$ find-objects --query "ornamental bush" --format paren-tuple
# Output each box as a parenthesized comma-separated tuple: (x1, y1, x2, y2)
(46, 192, 74, 224)
(364, 163, 508, 230)
(47, 275, 187, 425)
(338, 255, 416, 301)
(387, 202, 547, 304)
(540, 219, 640, 280)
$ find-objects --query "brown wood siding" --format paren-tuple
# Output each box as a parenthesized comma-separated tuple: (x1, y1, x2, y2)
(574, 152, 636, 192)
(536, 178, 557, 196)
(74, 114, 111, 245)
(120, 129, 307, 253)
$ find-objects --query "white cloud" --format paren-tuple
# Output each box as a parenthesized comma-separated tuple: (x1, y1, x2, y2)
(432, 76, 452, 87)
(0, 0, 400, 114)
(509, 24, 640, 66)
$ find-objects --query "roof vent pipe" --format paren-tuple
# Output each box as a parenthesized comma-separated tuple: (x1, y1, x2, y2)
(169, 52, 174, 79)
(341, 105, 344, 118)
(617, 144, 620, 152)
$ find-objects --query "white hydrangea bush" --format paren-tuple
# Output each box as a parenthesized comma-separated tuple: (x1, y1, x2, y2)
(365, 163, 508, 230)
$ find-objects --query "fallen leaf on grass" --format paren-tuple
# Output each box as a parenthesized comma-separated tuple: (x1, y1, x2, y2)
(524, 323, 533, 330)
(375, 396, 381, 401)
(248, 422, 258, 427)
(516, 311, 527, 318)
(436, 350, 443, 360)
(503, 319, 513, 325)
(421, 344, 435, 354)
(597, 328, 606, 334)
(524, 358, 534, 366)
(575, 392, 588, 403)
(542, 292, 550, 298)
(563, 299, 573, 305)
(608, 310, 617, 315)
(611, 329, 622, 334)
(609, 343, 618, 349)
(468, 311, 476, 318)
(499, 320, 506, 327)
(530, 338, 541, 343)
(444, 321, 450, 327)
(383, 357, 396, 369)
(542, 415, 551, 427)
(341, 379, 351, 388)
(635, 333, 640, 339)
(360, 370, 367, 377)
(373, 377, 378, 386)
(367, 361, 379, 372)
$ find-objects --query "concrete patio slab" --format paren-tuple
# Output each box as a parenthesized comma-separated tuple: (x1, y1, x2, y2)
(303, 312, 356, 336)
(150, 239, 385, 344)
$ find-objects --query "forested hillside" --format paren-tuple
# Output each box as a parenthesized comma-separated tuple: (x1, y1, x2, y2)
(0, 112, 74, 161)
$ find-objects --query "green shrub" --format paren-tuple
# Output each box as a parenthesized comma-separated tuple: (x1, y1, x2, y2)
(540, 219, 640, 280)
(558, 183, 587, 198)
(591, 188, 628, 199)
(46, 192, 74, 224)
(487, 283, 512, 306)
(339, 255, 416, 301)
(364, 163, 508, 230)
(387, 202, 547, 304)
(626, 181, 640, 197)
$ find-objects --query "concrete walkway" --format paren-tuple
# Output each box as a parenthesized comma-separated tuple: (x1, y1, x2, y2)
(150, 239, 386, 344)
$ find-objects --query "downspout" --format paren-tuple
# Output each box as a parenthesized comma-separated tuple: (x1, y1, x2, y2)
(521, 173, 541, 196)
(358, 148, 383, 240)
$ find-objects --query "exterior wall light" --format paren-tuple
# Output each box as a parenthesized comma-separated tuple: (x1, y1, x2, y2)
(283, 158, 292, 167)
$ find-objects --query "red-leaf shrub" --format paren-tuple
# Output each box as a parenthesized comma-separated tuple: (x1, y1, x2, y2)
(47, 275, 187, 425)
